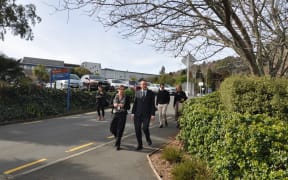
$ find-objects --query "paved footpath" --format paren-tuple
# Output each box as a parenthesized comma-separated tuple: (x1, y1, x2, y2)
(12, 103, 179, 180)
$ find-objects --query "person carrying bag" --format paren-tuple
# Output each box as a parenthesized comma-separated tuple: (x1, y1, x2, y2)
(110, 85, 130, 150)
(173, 84, 187, 128)
(95, 85, 108, 121)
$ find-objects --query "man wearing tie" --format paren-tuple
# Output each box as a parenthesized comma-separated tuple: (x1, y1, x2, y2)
(131, 79, 156, 150)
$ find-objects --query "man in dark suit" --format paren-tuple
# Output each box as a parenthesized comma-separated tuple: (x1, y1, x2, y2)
(131, 79, 156, 150)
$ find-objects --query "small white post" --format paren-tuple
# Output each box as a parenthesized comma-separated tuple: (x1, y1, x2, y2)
(186, 55, 189, 96)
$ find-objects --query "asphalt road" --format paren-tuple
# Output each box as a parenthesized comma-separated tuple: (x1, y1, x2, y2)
(0, 96, 179, 180)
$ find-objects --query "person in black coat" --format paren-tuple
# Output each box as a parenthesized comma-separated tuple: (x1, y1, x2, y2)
(110, 85, 130, 150)
(131, 79, 156, 151)
(173, 84, 188, 128)
(95, 85, 107, 121)
(156, 83, 170, 128)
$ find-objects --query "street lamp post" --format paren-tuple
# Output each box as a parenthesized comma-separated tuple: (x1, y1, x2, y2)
(181, 53, 196, 97)
(198, 82, 204, 96)
(186, 55, 190, 96)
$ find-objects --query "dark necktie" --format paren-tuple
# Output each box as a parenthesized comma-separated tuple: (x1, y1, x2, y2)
(141, 90, 146, 98)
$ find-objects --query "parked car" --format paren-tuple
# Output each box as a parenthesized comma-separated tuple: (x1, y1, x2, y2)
(125, 80, 141, 91)
(55, 74, 81, 90)
(45, 82, 55, 88)
(165, 84, 176, 95)
(107, 79, 128, 90)
(80, 74, 111, 91)
(147, 82, 159, 94)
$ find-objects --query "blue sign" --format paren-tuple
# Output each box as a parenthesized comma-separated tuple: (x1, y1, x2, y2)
(50, 69, 71, 112)
(51, 73, 70, 81)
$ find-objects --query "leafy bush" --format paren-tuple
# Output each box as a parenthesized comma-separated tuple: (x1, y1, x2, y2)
(0, 85, 99, 124)
(178, 89, 288, 179)
(161, 146, 183, 163)
(125, 88, 135, 100)
(172, 159, 213, 180)
(219, 76, 288, 121)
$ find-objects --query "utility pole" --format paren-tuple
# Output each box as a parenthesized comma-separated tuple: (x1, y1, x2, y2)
(186, 55, 190, 96)
(181, 53, 197, 97)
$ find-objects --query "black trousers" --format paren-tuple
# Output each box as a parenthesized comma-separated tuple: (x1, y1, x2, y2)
(97, 106, 105, 117)
(111, 112, 127, 147)
(134, 115, 151, 147)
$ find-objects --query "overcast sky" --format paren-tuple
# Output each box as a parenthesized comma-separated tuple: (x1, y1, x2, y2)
(0, 0, 235, 74)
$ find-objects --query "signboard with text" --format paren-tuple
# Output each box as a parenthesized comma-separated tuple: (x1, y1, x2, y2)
(51, 68, 70, 81)
(50, 68, 71, 112)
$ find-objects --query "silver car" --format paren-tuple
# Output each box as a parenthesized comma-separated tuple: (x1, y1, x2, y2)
(55, 74, 81, 89)
(165, 84, 176, 95)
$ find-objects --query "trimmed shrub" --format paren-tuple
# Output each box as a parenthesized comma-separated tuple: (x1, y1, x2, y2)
(219, 76, 288, 121)
(178, 89, 288, 179)
(161, 146, 183, 163)
(0, 85, 99, 124)
(172, 158, 213, 180)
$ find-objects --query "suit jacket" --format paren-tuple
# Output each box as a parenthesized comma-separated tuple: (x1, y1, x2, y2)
(132, 89, 156, 117)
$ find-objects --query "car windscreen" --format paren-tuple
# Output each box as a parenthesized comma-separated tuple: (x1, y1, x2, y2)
(129, 81, 137, 85)
(70, 74, 80, 80)
(90, 75, 105, 80)
(112, 80, 122, 83)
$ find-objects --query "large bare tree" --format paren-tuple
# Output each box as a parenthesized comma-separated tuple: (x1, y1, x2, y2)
(59, 0, 288, 77)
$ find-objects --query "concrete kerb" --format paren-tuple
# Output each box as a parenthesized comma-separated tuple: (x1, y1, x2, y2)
(146, 139, 178, 180)
(147, 148, 162, 180)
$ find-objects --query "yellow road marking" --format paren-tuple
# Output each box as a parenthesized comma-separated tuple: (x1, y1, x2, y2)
(65, 142, 95, 152)
(4, 158, 47, 175)
(107, 132, 127, 139)
(107, 135, 114, 139)
(22, 121, 42, 125)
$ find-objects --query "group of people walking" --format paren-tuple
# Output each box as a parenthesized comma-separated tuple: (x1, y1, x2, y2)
(95, 79, 187, 151)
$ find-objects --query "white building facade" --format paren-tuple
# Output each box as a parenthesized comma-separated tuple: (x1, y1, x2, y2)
(19, 57, 157, 81)
(81, 62, 101, 75)
(100, 68, 157, 81)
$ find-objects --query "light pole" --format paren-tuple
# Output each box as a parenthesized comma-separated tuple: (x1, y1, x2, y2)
(186, 55, 190, 96)
(198, 82, 203, 96)
(181, 53, 196, 97)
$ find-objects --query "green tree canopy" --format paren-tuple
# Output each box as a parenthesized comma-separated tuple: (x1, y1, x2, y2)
(0, 0, 41, 41)
(158, 74, 175, 85)
(0, 55, 25, 85)
(71, 67, 91, 77)
(159, 66, 165, 75)
(32, 64, 49, 82)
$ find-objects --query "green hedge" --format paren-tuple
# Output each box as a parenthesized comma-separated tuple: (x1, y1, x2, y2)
(0, 85, 132, 124)
(219, 76, 288, 121)
(0, 85, 113, 124)
(178, 87, 288, 179)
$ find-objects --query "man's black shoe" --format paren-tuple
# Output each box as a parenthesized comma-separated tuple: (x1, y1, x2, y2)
(159, 125, 163, 128)
(116, 146, 121, 151)
(147, 140, 152, 146)
(165, 121, 168, 127)
(135, 146, 143, 151)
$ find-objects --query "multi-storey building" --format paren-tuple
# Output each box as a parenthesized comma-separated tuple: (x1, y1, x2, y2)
(19, 57, 79, 75)
(81, 62, 101, 75)
(101, 68, 156, 81)
(19, 57, 157, 81)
